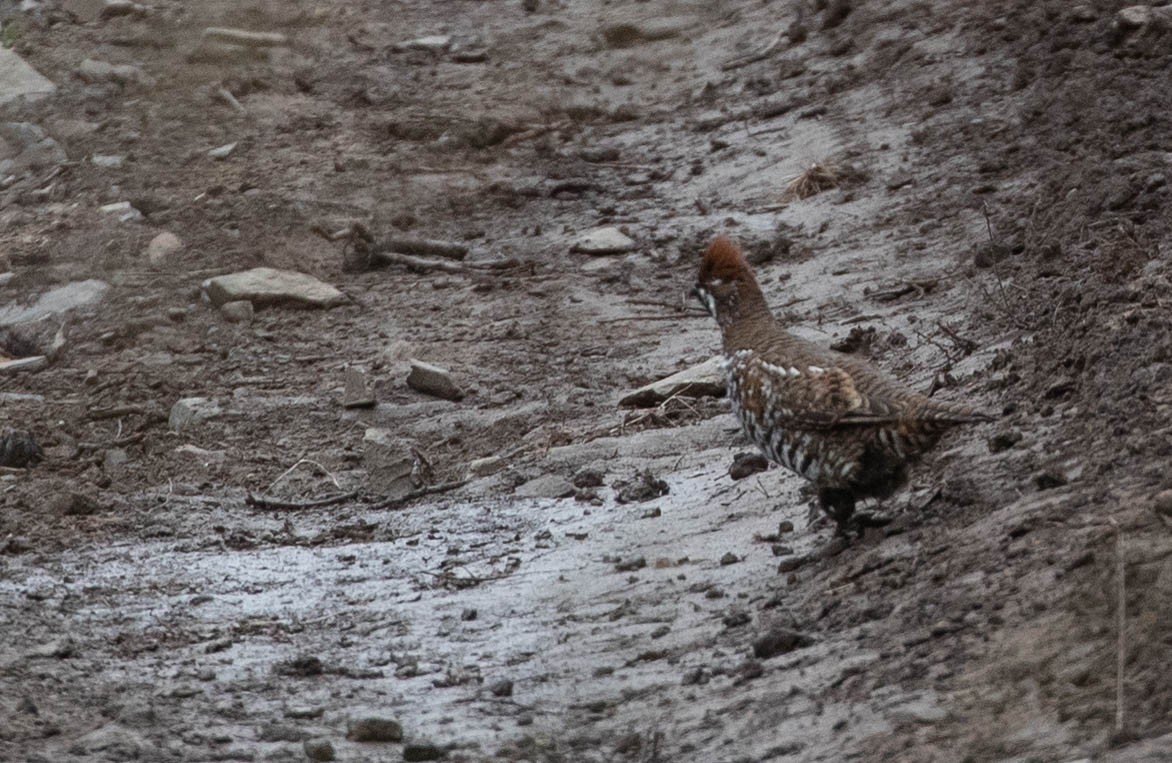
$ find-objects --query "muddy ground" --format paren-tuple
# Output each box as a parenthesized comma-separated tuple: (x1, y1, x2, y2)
(2, 0, 1172, 761)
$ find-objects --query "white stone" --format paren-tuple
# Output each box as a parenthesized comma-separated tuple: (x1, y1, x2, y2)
(202, 267, 346, 309)
(208, 142, 236, 159)
(397, 35, 452, 52)
(91, 153, 125, 168)
(76, 58, 154, 87)
(467, 456, 504, 478)
(514, 474, 574, 499)
(406, 358, 464, 401)
(0, 48, 56, 106)
(571, 226, 637, 255)
(0, 279, 109, 326)
(220, 300, 254, 323)
(168, 397, 222, 432)
(619, 356, 726, 407)
(147, 231, 183, 267)
(0, 356, 47, 373)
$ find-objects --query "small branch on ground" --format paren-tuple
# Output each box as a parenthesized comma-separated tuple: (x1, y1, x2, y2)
(366, 479, 471, 511)
(246, 490, 359, 511)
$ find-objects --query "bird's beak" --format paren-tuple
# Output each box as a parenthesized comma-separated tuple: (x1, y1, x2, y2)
(691, 285, 716, 317)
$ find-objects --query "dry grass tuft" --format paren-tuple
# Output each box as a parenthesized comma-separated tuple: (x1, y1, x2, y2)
(782, 161, 841, 201)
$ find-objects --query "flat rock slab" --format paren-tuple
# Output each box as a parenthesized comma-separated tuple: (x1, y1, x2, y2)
(514, 474, 574, 499)
(202, 268, 346, 309)
(0, 49, 56, 106)
(619, 355, 726, 407)
(406, 359, 464, 401)
(0, 279, 110, 326)
(571, 226, 637, 255)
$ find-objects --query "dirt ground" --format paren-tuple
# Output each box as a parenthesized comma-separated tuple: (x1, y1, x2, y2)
(2, 0, 1171, 761)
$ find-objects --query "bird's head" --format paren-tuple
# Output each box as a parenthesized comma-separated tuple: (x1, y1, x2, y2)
(692, 235, 766, 327)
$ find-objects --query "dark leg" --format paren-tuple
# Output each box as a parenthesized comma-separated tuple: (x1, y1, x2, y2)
(817, 487, 856, 536)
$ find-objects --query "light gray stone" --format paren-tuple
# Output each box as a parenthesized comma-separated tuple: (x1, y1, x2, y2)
(406, 358, 464, 401)
(208, 142, 236, 159)
(0, 356, 47, 374)
(0, 122, 67, 170)
(396, 35, 452, 52)
(169, 397, 222, 432)
(146, 231, 183, 267)
(467, 455, 504, 478)
(202, 267, 346, 309)
(0, 48, 56, 106)
(91, 153, 125, 168)
(514, 474, 574, 499)
(304, 738, 336, 761)
(571, 226, 637, 255)
(619, 356, 726, 407)
(363, 428, 416, 497)
(76, 58, 155, 87)
(346, 716, 403, 742)
(220, 300, 254, 324)
(0, 279, 109, 326)
(342, 368, 376, 409)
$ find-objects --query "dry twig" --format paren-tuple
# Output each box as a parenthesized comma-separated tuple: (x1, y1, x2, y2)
(246, 490, 359, 511)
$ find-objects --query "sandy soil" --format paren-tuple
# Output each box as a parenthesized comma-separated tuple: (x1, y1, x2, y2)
(2, 0, 1171, 761)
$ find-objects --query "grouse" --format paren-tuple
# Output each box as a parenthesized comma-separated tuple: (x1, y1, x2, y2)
(693, 235, 990, 533)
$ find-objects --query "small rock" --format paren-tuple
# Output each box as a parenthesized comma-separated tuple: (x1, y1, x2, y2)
(514, 474, 574, 499)
(619, 356, 726, 407)
(572, 468, 604, 488)
(489, 679, 513, 697)
(146, 231, 183, 267)
(102, 448, 129, 472)
(0, 430, 42, 467)
(346, 716, 403, 743)
(729, 452, 769, 480)
(68, 724, 147, 759)
(99, 200, 143, 221)
(1044, 376, 1076, 399)
(614, 556, 646, 572)
(76, 58, 154, 87)
(0, 122, 67, 169)
(571, 226, 637, 255)
(202, 267, 347, 309)
(616, 471, 668, 503)
(100, 0, 144, 19)
(0, 273, 12, 287)
(777, 520, 795, 534)
(987, 430, 1022, 453)
(342, 367, 376, 409)
(395, 35, 452, 52)
(0, 49, 56, 106)
(1034, 470, 1068, 490)
(719, 552, 740, 566)
(1152, 489, 1172, 518)
(777, 556, 807, 573)
(1069, 4, 1096, 22)
(169, 397, 222, 432)
(91, 153, 125, 168)
(363, 429, 416, 497)
(889, 693, 948, 724)
(467, 456, 504, 478)
(256, 723, 307, 742)
(753, 628, 814, 659)
(460, 608, 477, 621)
(48, 491, 102, 516)
(303, 738, 336, 762)
(0, 279, 109, 326)
(208, 142, 236, 159)
(406, 358, 464, 401)
(771, 545, 794, 557)
(27, 637, 75, 658)
(403, 741, 445, 761)
(220, 300, 254, 324)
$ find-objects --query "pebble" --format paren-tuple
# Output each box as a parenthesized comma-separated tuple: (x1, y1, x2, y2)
(987, 430, 1022, 453)
(729, 452, 769, 480)
(615, 471, 668, 503)
(489, 679, 514, 697)
(572, 468, 604, 488)
(1153, 489, 1172, 518)
(402, 741, 445, 761)
(467, 455, 504, 478)
(406, 358, 464, 401)
(208, 142, 237, 159)
(146, 231, 183, 267)
(0, 356, 47, 374)
(256, 723, 307, 742)
(48, 491, 102, 516)
(202, 267, 347, 309)
(91, 153, 125, 168)
(168, 397, 223, 432)
(619, 356, 726, 407)
(752, 628, 814, 659)
(303, 738, 336, 762)
(614, 556, 647, 572)
(342, 367, 376, 408)
(363, 428, 416, 497)
(346, 716, 403, 742)
(571, 226, 637, 255)
(719, 552, 740, 565)
(76, 58, 154, 87)
(514, 474, 574, 499)
(1034, 470, 1068, 490)
(395, 35, 452, 52)
(220, 300, 254, 324)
